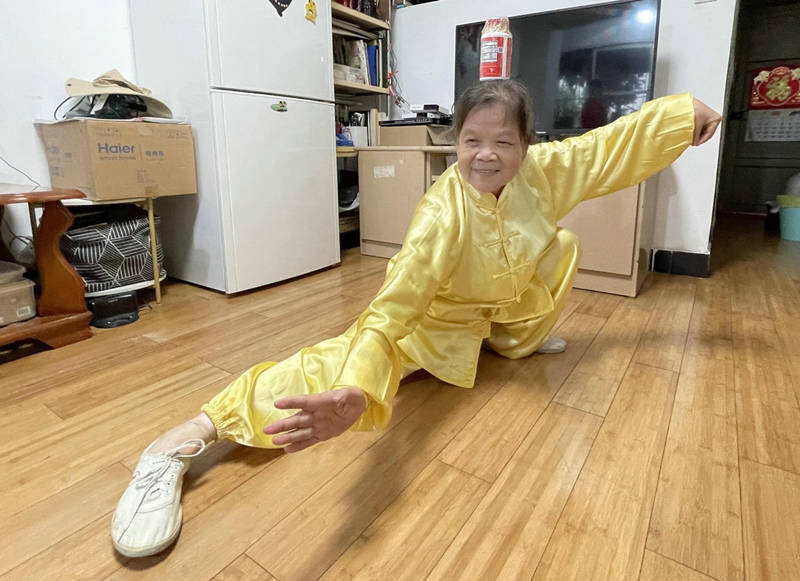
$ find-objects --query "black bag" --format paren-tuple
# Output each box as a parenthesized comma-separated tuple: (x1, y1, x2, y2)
(63, 94, 149, 119)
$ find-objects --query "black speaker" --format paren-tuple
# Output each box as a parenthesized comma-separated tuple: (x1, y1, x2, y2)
(86, 291, 139, 328)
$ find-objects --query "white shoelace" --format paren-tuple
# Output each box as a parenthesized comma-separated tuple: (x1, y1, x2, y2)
(132, 439, 208, 499)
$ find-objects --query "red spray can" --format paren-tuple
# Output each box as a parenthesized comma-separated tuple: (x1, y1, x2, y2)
(480, 17, 512, 80)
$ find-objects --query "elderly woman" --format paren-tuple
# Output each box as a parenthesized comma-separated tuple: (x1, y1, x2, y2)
(111, 80, 721, 558)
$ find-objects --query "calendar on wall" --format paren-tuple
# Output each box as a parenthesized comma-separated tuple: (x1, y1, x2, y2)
(746, 65, 800, 142)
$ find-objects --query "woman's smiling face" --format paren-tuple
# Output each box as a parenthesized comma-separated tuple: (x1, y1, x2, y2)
(456, 103, 527, 196)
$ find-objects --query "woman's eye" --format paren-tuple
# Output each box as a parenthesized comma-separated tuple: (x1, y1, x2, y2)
(466, 139, 479, 145)
(498, 141, 511, 146)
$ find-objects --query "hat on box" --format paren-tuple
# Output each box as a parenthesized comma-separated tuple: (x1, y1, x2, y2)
(65, 69, 172, 118)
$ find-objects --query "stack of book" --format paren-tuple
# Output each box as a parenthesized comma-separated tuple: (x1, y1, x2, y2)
(332, 20, 382, 87)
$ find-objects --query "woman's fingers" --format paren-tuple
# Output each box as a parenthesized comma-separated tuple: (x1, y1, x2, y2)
(274, 393, 327, 411)
(263, 410, 312, 434)
(265, 389, 365, 452)
(271, 427, 314, 446)
(693, 120, 704, 147)
(691, 97, 722, 146)
(697, 118, 721, 146)
(274, 395, 312, 411)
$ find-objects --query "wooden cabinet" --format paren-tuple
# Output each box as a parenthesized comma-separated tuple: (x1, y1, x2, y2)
(559, 179, 657, 297)
(357, 146, 453, 259)
(561, 186, 640, 276)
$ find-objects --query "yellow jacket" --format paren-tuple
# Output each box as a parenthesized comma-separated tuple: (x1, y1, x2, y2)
(338, 93, 696, 429)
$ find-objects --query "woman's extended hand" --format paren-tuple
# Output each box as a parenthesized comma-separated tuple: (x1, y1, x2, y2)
(264, 387, 367, 453)
(692, 98, 722, 146)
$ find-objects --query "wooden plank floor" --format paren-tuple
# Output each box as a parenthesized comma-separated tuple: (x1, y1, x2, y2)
(2, 215, 799, 580)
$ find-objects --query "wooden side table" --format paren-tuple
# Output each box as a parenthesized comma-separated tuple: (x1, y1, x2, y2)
(0, 189, 92, 349)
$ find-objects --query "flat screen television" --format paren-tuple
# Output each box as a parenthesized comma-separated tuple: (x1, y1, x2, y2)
(454, 0, 660, 140)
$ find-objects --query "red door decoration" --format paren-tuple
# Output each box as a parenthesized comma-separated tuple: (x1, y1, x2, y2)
(750, 66, 800, 109)
(746, 65, 800, 142)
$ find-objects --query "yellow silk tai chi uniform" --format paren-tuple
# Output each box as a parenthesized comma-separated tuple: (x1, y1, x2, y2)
(202, 93, 695, 448)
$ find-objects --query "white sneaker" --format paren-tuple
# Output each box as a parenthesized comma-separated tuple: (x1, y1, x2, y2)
(536, 336, 567, 354)
(111, 439, 207, 558)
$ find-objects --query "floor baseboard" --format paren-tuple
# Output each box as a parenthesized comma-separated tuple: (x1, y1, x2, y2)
(652, 249, 711, 277)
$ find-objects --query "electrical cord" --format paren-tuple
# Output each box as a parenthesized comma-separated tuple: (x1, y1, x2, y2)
(0, 153, 40, 264)
(0, 218, 33, 256)
(0, 153, 41, 189)
(386, 27, 412, 114)
(53, 94, 94, 120)
(53, 96, 71, 120)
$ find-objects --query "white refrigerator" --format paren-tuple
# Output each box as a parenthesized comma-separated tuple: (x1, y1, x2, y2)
(129, 0, 340, 293)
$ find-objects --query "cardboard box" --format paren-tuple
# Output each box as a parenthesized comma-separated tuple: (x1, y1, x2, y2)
(36, 119, 197, 200)
(379, 124, 454, 146)
(358, 149, 426, 258)
(0, 279, 35, 326)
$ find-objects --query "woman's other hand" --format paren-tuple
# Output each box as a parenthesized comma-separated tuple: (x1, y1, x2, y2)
(692, 98, 722, 146)
(264, 387, 367, 453)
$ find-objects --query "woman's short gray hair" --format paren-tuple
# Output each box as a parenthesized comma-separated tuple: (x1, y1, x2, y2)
(454, 79, 534, 145)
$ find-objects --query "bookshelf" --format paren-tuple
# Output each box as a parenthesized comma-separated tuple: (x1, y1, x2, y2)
(336, 146, 358, 158)
(332, 2, 389, 30)
(332, 1, 391, 250)
(334, 80, 391, 95)
(331, 1, 389, 92)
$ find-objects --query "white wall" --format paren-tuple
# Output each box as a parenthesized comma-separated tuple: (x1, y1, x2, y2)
(392, 0, 738, 254)
(0, 0, 135, 246)
(0, 0, 737, 257)
(650, 0, 735, 253)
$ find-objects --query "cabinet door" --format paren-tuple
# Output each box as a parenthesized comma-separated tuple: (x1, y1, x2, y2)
(212, 91, 339, 292)
(207, 0, 333, 102)
(358, 151, 426, 245)
(558, 185, 639, 276)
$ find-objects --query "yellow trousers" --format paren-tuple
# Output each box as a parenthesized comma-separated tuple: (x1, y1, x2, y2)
(485, 228, 580, 359)
(202, 229, 579, 448)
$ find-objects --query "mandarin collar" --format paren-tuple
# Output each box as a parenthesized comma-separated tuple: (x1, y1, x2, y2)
(455, 163, 519, 211)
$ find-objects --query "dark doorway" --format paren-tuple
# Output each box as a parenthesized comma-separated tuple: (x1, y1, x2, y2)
(716, 0, 800, 216)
